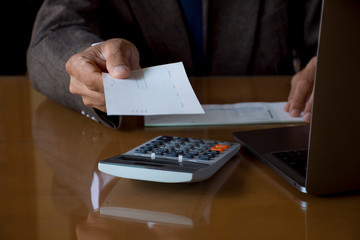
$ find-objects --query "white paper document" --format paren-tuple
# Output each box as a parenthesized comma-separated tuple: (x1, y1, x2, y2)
(145, 102, 304, 127)
(103, 62, 204, 115)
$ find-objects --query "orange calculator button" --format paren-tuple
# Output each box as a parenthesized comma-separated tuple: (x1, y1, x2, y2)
(215, 144, 229, 149)
(211, 147, 224, 152)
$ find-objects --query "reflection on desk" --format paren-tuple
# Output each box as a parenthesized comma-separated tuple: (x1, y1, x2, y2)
(32, 99, 118, 214)
(1, 76, 359, 240)
(99, 157, 240, 227)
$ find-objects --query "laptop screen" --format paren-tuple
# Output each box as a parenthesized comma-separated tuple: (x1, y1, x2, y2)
(233, 0, 360, 195)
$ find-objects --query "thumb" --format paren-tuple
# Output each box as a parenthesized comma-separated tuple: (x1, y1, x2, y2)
(110, 64, 131, 79)
(103, 39, 140, 79)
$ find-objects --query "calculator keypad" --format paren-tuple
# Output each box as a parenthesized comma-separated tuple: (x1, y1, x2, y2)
(133, 136, 233, 162)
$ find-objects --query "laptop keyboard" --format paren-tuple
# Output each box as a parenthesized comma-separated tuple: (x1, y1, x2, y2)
(272, 150, 308, 177)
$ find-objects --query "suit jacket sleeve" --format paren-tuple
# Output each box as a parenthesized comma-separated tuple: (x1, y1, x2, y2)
(27, 0, 121, 128)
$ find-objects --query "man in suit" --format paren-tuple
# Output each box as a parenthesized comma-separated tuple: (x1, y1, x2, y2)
(27, 0, 321, 128)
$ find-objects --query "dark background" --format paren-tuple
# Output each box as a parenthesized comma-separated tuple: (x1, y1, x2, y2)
(0, 1, 43, 75)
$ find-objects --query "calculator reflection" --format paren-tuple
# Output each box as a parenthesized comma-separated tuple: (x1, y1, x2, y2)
(98, 156, 240, 228)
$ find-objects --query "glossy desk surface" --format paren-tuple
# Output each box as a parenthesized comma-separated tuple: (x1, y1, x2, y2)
(1, 76, 359, 240)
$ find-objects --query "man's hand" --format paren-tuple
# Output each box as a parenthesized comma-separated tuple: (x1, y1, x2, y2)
(284, 56, 317, 123)
(66, 38, 140, 112)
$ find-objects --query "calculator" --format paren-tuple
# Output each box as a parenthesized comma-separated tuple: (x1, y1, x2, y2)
(98, 136, 241, 183)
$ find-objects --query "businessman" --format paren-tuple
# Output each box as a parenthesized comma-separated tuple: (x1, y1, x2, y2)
(27, 0, 321, 128)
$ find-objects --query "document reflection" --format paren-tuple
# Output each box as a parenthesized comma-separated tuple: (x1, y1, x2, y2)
(32, 99, 240, 240)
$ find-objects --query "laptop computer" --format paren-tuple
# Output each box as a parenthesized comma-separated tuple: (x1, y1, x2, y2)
(232, 0, 360, 195)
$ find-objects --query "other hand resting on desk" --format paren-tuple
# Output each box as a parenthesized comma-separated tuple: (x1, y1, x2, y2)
(284, 56, 317, 123)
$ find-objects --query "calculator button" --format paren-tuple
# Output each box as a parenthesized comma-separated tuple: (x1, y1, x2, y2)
(157, 136, 173, 142)
(135, 148, 147, 154)
(184, 153, 195, 159)
(216, 144, 229, 149)
(205, 152, 217, 158)
(189, 151, 199, 156)
(210, 150, 220, 155)
(211, 147, 224, 152)
(177, 137, 189, 142)
(154, 149, 164, 155)
(149, 142, 160, 148)
(175, 150, 184, 155)
(199, 155, 212, 160)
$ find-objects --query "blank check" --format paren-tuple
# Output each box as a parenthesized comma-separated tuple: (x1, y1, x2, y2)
(103, 62, 205, 116)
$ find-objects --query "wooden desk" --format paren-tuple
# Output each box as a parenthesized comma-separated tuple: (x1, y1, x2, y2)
(1, 76, 359, 240)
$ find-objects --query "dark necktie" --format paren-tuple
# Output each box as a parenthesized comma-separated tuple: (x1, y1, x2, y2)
(179, 0, 204, 64)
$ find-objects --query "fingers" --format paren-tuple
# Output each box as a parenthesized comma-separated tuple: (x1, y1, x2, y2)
(66, 38, 140, 112)
(66, 51, 105, 93)
(288, 72, 313, 117)
(285, 56, 317, 122)
(302, 92, 313, 123)
(69, 76, 107, 112)
(67, 50, 107, 111)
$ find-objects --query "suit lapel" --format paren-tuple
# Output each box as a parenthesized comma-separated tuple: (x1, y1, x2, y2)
(128, 0, 194, 70)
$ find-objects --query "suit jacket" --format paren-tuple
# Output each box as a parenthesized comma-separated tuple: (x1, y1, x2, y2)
(27, 0, 321, 128)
